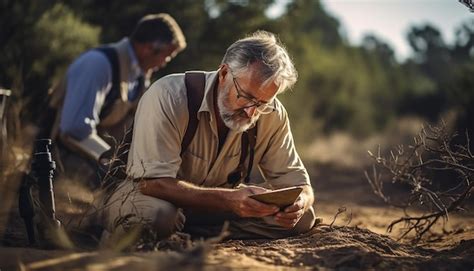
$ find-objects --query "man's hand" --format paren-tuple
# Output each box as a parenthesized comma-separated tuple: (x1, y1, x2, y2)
(274, 194, 306, 228)
(227, 186, 279, 218)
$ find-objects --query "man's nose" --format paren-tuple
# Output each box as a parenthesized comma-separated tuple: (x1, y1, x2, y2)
(243, 106, 257, 118)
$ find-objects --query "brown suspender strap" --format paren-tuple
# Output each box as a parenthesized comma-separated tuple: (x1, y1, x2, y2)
(240, 132, 249, 168)
(227, 124, 257, 186)
(227, 130, 249, 186)
(244, 125, 257, 183)
(182, 72, 206, 156)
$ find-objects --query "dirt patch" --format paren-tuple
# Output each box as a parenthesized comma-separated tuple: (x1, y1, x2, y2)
(1, 162, 473, 270)
(1, 225, 473, 270)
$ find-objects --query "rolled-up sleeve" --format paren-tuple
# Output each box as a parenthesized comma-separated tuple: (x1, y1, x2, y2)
(127, 78, 187, 179)
(257, 101, 310, 189)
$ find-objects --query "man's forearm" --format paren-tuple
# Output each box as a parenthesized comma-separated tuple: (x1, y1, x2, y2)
(138, 178, 234, 212)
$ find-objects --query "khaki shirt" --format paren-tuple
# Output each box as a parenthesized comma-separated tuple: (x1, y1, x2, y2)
(127, 71, 310, 189)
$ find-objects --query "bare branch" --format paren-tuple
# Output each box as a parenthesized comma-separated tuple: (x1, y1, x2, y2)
(329, 207, 347, 228)
(366, 124, 473, 242)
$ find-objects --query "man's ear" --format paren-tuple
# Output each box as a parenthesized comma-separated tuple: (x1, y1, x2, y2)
(218, 64, 228, 81)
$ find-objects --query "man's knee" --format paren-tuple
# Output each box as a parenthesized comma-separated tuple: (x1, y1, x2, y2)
(101, 198, 185, 247)
(291, 207, 316, 235)
(140, 201, 185, 238)
(104, 184, 185, 239)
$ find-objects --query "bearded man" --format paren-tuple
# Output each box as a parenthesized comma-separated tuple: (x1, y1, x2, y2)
(100, 31, 316, 240)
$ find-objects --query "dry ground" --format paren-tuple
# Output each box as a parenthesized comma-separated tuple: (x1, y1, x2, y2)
(1, 160, 473, 270)
(1, 119, 474, 270)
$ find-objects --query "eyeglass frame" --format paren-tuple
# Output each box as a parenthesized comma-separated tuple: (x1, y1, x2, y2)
(229, 71, 276, 114)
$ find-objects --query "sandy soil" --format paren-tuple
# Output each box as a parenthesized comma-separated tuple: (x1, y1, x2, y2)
(1, 162, 473, 270)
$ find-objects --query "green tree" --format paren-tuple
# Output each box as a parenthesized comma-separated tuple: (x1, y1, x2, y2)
(452, 19, 474, 62)
(450, 20, 474, 138)
(404, 24, 452, 120)
(0, 1, 100, 120)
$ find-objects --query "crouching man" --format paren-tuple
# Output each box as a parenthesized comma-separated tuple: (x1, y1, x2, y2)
(101, 31, 316, 240)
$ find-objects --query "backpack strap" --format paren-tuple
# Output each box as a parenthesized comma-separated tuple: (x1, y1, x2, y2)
(95, 47, 120, 120)
(182, 72, 206, 155)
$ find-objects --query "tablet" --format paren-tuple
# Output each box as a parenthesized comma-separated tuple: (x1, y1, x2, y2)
(248, 187, 303, 208)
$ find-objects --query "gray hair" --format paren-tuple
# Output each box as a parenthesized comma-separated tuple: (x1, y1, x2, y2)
(221, 31, 298, 93)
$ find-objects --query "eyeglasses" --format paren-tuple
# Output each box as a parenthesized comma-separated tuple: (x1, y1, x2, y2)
(231, 73, 275, 114)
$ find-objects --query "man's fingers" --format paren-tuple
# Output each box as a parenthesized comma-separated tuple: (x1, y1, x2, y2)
(246, 198, 279, 213)
(276, 212, 299, 219)
(284, 196, 304, 213)
(276, 209, 303, 219)
(235, 199, 279, 217)
(283, 204, 300, 213)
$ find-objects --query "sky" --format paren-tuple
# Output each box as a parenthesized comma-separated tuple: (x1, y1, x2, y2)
(267, 0, 473, 61)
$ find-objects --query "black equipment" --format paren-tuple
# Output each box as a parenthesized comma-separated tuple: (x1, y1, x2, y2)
(19, 139, 61, 247)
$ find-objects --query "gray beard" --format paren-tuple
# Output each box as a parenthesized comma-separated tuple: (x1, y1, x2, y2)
(217, 84, 258, 132)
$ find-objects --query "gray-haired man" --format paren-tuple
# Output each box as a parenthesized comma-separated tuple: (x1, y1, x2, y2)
(102, 31, 316, 240)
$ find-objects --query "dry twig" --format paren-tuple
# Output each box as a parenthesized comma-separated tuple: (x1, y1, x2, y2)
(329, 207, 350, 228)
(365, 124, 473, 242)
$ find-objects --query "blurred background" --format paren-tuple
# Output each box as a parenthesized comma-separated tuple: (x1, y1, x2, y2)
(1, 0, 473, 166)
(1, 0, 474, 252)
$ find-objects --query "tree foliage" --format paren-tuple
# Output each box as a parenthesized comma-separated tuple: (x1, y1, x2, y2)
(1, 0, 473, 143)
(0, 0, 100, 119)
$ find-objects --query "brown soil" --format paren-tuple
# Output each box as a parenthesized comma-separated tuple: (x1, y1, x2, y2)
(1, 162, 473, 270)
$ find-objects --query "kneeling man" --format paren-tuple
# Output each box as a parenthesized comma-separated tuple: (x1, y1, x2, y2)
(102, 31, 316, 240)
